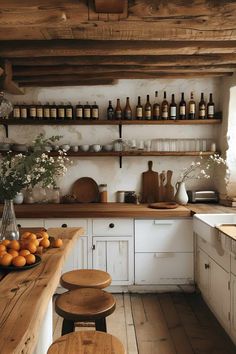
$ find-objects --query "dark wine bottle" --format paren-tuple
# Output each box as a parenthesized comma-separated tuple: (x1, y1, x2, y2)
(20, 102, 28, 119)
(36, 102, 43, 120)
(115, 98, 122, 120)
(199, 92, 206, 119)
(65, 102, 73, 120)
(124, 97, 132, 120)
(161, 91, 169, 120)
(179, 92, 186, 120)
(153, 91, 160, 120)
(50, 102, 57, 120)
(75, 102, 83, 120)
(188, 92, 196, 119)
(92, 101, 99, 120)
(136, 96, 143, 120)
(170, 94, 177, 120)
(107, 100, 114, 120)
(144, 94, 152, 120)
(84, 101, 91, 120)
(29, 102, 37, 120)
(58, 102, 65, 120)
(43, 102, 50, 120)
(207, 93, 215, 119)
(13, 103, 20, 119)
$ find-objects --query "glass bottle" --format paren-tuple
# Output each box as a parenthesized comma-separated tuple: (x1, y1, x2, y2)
(179, 92, 186, 120)
(136, 96, 143, 120)
(92, 101, 99, 120)
(13, 103, 21, 119)
(20, 102, 28, 119)
(107, 100, 114, 120)
(153, 91, 160, 120)
(43, 102, 50, 120)
(99, 184, 108, 203)
(207, 93, 215, 119)
(0, 200, 19, 241)
(29, 102, 37, 119)
(188, 92, 196, 119)
(65, 102, 73, 120)
(124, 97, 132, 120)
(170, 94, 177, 120)
(115, 98, 122, 120)
(199, 92, 206, 119)
(50, 102, 57, 120)
(161, 91, 169, 120)
(144, 94, 152, 120)
(75, 102, 83, 119)
(58, 102, 65, 120)
(36, 102, 43, 120)
(84, 101, 91, 119)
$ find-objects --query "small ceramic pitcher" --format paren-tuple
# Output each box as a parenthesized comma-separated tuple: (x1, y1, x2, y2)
(175, 181, 188, 205)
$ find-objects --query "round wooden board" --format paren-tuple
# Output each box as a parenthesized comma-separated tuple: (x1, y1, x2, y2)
(71, 177, 99, 203)
(148, 202, 179, 209)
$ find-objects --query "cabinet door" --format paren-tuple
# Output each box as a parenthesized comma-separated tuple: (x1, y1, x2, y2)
(16, 218, 45, 228)
(135, 252, 193, 285)
(92, 236, 134, 285)
(63, 236, 88, 273)
(209, 259, 230, 331)
(231, 273, 236, 344)
(196, 247, 209, 299)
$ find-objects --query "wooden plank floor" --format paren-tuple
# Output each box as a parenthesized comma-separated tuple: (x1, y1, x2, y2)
(53, 293, 236, 354)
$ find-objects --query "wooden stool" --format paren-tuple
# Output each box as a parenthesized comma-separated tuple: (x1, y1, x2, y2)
(60, 269, 112, 290)
(47, 331, 126, 354)
(55, 288, 116, 335)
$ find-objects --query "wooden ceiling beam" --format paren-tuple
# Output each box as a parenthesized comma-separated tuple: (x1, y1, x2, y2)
(19, 79, 117, 87)
(13, 65, 236, 77)
(14, 71, 232, 83)
(10, 54, 236, 67)
(94, 0, 126, 13)
(1, 40, 236, 58)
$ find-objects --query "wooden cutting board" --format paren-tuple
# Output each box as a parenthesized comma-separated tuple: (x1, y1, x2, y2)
(164, 170, 175, 201)
(72, 177, 99, 203)
(141, 161, 159, 203)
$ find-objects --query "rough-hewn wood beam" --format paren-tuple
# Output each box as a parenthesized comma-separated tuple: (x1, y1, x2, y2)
(15, 71, 231, 83)
(19, 79, 117, 87)
(94, 0, 126, 13)
(13, 65, 236, 77)
(1, 40, 236, 58)
(10, 54, 236, 67)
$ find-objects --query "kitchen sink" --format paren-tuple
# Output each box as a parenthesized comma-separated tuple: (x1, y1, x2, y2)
(193, 213, 236, 254)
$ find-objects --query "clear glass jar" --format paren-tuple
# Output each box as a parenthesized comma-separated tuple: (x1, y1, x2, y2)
(99, 184, 108, 203)
(51, 187, 60, 203)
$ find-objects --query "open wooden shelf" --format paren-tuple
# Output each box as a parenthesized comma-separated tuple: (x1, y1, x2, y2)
(62, 151, 215, 157)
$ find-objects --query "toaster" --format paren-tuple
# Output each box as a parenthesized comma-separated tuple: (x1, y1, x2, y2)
(187, 190, 219, 203)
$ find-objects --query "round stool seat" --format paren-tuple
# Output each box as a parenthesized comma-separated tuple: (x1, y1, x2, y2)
(60, 269, 112, 290)
(47, 331, 126, 354)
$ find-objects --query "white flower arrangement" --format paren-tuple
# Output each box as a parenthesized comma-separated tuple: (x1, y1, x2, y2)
(178, 153, 226, 183)
(0, 134, 71, 200)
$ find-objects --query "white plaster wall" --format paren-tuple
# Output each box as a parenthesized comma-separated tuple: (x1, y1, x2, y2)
(2, 78, 222, 201)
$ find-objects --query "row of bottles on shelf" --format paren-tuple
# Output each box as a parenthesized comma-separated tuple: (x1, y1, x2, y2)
(9, 91, 216, 121)
(108, 91, 216, 120)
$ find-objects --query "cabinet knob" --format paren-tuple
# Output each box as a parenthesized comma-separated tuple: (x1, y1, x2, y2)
(109, 223, 115, 228)
(17, 224, 21, 228)
(204, 263, 210, 269)
(61, 223, 68, 228)
(92, 245, 95, 250)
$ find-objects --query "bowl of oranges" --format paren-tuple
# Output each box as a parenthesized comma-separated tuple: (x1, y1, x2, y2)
(0, 230, 63, 270)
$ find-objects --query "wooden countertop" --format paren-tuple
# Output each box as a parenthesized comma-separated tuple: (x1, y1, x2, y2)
(6, 203, 193, 218)
(1, 202, 235, 220)
(0, 227, 84, 354)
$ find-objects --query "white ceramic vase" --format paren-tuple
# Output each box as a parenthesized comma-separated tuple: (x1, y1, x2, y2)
(175, 181, 188, 205)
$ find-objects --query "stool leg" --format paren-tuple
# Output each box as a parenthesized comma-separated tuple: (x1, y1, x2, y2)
(62, 319, 75, 335)
(95, 317, 107, 332)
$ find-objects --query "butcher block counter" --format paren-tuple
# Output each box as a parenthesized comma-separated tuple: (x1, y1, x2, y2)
(1, 202, 235, 219)
(0, 227, 84, 354)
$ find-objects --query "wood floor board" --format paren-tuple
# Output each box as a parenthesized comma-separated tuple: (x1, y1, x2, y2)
(124, 293, 139, 354)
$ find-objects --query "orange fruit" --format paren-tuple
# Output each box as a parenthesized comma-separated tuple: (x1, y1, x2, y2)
(40, 238, 50, 248)
(12, 256, 26, 267)
(0, 250, 7, 258)
(8, 249, 19, 258)
(19, 249, 30, 257)
(21, 231, 32, 240)
(52, 238, 63, 248)
(0, 244, 6, 252)
(8, 240, 20, 251)
(36, 230, 49, 239)
(1, 239, 10, 247)
(25, 254, 36, 265)
(25, 241, 37, 254)
(27, 233, 37, 241)
(32, 239, 39, 247)
(0, 253, 13, 266)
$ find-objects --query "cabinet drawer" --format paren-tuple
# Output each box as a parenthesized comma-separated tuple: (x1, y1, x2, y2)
(135, 219, 193, 252)
(16, 218, 44, 228)
(135, 252, 193, 285)
(44, 218, 88, 236)
(92, 218, 133, 236)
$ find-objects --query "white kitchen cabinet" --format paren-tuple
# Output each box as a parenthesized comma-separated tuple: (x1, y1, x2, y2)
(135, 219, 193, 285)
(231, 273, 236, 343)
(196, 247, 209, 299)
(16, 218, 45, 228)
(92, 236, 134, 285)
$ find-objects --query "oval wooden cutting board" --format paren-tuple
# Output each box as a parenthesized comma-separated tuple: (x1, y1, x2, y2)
(72, 177, 99, 203)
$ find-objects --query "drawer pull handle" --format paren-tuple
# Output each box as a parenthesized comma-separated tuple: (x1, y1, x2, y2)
(17, 224, 21, 228)
(109, 223, 115, 228)
(204, 263, 210, 269)
(154, 220, 173, 226)
(92, 245, 95, 250)
(61, 223, 68, 228)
